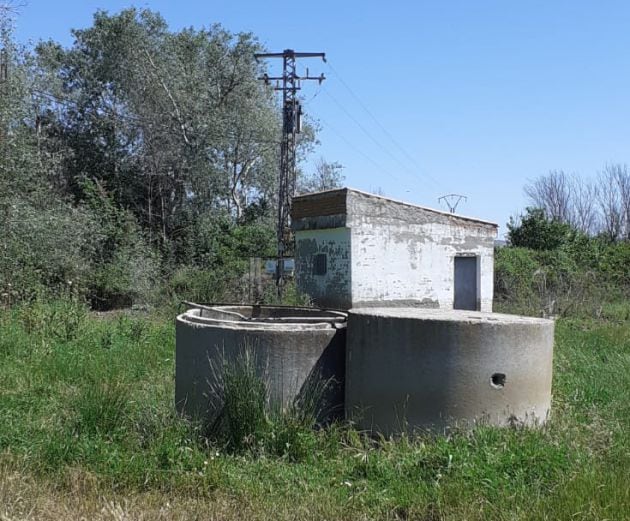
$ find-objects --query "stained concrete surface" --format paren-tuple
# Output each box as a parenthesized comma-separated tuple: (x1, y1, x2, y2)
(292, 188, 497, 311)
(176, 306, 347, 425)
(346, 308, 554, 434)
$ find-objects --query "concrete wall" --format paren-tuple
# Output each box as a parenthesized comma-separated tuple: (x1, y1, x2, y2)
(176, 307, 347, 425)
(292, 189, 497, 311)
(347, 191, 495, 310)
(346, 308, 555, 434)
(294, 227, 351, 309)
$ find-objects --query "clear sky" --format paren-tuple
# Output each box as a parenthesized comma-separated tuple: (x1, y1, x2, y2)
(10, 0, 630, 235)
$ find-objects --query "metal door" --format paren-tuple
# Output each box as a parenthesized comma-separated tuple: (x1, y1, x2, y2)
(454, 256, 478, 310)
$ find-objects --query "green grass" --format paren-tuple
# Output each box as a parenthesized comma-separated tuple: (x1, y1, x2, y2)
(0, 300, 629, 520)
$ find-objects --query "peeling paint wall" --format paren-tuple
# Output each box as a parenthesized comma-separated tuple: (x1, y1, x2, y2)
(294, 228, 351, 309)
(292, 189, 497, 311)
(349, 218, 494, 311)
(345, 191, 495, 311)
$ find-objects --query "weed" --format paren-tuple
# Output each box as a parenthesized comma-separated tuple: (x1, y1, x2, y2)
(208, 349, 269, 452)
(71, 379, 130, 438)
(0, 301, 628, 520)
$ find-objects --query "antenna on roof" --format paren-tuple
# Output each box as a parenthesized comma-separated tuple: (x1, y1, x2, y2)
(438, 194, 467, 214)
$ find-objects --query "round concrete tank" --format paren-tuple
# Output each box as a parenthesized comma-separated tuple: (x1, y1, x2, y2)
(176, 305, 347, 424)
(346, 308, 554, 434)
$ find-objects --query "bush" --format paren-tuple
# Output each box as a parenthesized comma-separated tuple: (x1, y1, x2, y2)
(599, 241, 630, 287)
(0, 180, 160, 310)
(507, 207, 573, 250)
(260, 279, 313, 307)
(495, 239, 629, 318)
(82, 180, 160, 310)
(0, 197, 99, 305)
(166, 265, 248, 304)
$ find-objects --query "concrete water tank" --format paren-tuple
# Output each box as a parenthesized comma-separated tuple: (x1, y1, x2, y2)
(176, 305, 347, 424)
(346, 308, 554, 434)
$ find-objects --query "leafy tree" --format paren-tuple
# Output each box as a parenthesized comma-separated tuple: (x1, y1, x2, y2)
(1, 6, 332, 307)
(34, 9, 283, 246)
(507, 207, 573, 250)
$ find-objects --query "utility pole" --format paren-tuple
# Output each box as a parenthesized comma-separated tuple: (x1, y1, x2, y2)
(254, 49, 325, 297)
(438, 194, 467, 214)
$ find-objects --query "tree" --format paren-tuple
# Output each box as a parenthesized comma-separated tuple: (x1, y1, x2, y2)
(298, 157, 344, 194)
(597, 164, 628, 242)
(34, 8, 282, 249)
(507, 207, 573, 251)
(523, 166, 630, 240)
(571, 176, 598, 235)
(524, 170, 573, 223)
(1, 6, 331, 305)
(0, 12, 99, 303)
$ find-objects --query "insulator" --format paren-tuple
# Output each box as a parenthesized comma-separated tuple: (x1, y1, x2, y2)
(296, 103, 303, 133)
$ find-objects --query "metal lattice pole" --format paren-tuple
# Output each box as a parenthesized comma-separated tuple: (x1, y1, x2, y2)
(438, 194, 468, 214)
(255, 49, 325, 296)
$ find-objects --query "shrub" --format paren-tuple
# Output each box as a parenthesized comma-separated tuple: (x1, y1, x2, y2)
(166, 265, 248, 304)
(260, 279, 313, 307)
(507, 207, 573, 250)
(0, 197, 99, 305)
(83, 180, 160, 310)
(494, 239, 629, 318)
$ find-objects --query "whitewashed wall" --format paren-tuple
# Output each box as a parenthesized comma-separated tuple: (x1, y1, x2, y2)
(349, 220, 495, 311)
(292, 189, 497, 311)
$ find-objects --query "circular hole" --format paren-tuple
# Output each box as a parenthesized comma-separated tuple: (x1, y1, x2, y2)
(491, 373, 506, 389)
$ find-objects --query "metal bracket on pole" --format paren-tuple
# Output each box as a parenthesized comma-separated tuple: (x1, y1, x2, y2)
(254, 49, 326, 297)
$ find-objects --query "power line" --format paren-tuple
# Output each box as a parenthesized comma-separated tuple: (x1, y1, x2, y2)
(301, 83, 323, 106)
(322, 85, 441, 191)
(325, 59, 443, 190)
(318, 115, 411, 189)
(322, 86, 409, 172)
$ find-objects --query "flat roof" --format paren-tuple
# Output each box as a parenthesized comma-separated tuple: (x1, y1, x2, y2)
(292, 187, 498, 228)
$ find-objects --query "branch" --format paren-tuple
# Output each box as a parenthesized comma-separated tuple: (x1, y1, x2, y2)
(143, 49, 191, 146)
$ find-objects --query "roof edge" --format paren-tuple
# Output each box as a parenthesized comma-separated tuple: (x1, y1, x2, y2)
(293, 187, 498, 228)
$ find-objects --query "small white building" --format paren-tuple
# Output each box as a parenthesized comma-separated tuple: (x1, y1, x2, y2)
(291, 188, 498, 311)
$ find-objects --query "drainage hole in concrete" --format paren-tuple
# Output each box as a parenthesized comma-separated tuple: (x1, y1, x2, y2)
(491, 373, 506, 389)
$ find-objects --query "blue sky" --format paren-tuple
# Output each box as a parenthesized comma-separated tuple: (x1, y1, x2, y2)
(11, 0, 630, 235)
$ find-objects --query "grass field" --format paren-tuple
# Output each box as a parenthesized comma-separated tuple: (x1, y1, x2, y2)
(0, 300, 628, 520)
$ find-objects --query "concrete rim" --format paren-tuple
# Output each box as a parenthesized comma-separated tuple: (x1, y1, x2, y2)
(178, 306, 347, 331)
(348, 307, 554, 325)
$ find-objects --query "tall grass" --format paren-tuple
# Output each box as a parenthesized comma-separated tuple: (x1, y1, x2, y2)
(206, 347, 333, 461)
(0, 299, 628, 519)
(208, 349, 269, 452)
